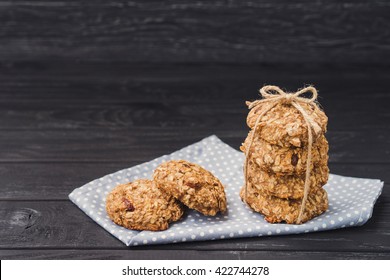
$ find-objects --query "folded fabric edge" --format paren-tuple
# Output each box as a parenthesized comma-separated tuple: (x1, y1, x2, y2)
(362, 180, 385, 225)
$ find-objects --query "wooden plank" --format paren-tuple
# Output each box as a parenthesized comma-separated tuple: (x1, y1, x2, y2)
(0, 63, 389, 103)
(0, 162, 139, 200)
(0, 201, 123, 248)
(1, 249, 389, 260)
(0, 162, 388, 200)
(0, 129, 388, 163)
(0, 200, 388, 252)
(0, 63, 388, 131)
(0, 1, 389, 63)
(0, 102, 248, 131)
(0, 100, 388, 131)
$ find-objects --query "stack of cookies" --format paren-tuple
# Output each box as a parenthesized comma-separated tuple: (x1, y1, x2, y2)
(106, 160, 227, 231)
(240, 89, 330, 224)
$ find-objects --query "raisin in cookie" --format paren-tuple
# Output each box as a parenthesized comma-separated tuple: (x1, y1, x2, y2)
(153, 160, 227, 216)
(106, 179, 184, 231)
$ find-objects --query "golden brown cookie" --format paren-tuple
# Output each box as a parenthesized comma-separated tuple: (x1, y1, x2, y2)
(246, 102, 328, 148)
(241, 132, 329, 175)
(153, 160, 227, 216)
(240, 185, 328, 224)
(247, 158, 329, 199)
(106, 179, 184, 231)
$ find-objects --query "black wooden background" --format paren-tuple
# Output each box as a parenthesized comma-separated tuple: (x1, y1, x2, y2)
(1, 0, 389, 260)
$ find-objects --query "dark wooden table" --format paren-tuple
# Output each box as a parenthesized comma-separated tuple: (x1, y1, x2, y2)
(0, 1, 389, 259)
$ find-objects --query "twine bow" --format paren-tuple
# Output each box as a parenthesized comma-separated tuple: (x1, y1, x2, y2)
(244, 85, 322, 224)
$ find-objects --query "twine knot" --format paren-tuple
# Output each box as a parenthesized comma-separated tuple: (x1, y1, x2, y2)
(244, 85, 322, 224)
(248, 85, 318, 107)
(283, 94, 294, 102)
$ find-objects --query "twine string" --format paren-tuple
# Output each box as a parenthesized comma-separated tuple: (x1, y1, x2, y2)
(244, 85, 320, 224)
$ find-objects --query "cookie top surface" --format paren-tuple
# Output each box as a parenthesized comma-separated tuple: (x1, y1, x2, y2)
(153, 160, 227, 216)
(105, 179, 184, 231)
(246, 102, 328, 148)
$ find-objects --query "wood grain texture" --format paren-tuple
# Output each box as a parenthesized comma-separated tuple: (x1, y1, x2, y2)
(0, 98, 389, 131)
(0, 200, 389, 252)
(0, 162, 139, 200)
(1, 249, 389, 260)
(0, 63, 389, 133)
(0, 1, 389, 63)
(1, 63, 389, 101)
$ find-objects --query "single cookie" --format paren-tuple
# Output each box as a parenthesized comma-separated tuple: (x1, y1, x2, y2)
(241, 132, 329, 175)
(246, 102, 328, 148)
(247, 158, 329, 199)
(153, 160, 227, 216)
(240, 185, 328, 224)
(106, 179, 184, 231)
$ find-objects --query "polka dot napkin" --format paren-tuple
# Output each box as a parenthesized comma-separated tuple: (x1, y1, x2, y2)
(69, 135, 383, 246)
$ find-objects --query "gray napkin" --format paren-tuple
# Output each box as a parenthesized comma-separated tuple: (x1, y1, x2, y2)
(69, 135, 383, 246)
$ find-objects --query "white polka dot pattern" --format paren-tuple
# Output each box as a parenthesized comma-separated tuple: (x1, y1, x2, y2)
(69, 135, 384, 246)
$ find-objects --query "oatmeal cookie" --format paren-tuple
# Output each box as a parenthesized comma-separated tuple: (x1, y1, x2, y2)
(153, 160, 227, 216)
(247, 158, 329, 199)
(240, 185, 328, 224)
(106, 179, 184, 231)
(246, 102, 327, 148)
(241, 132, 329, 175)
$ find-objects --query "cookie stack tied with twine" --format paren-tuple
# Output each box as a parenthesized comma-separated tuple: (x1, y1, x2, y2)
(240, 85, 329, 224)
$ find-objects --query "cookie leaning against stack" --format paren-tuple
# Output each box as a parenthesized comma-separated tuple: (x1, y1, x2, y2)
(153, 160, 227, 216)
(240, 85, 329, 224)
(106, 160, 227, 231)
